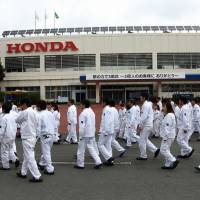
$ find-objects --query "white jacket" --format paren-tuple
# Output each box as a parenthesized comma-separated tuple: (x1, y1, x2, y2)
(192, 104, 200, 122)
(160, 113, 176, 140)
(37, 110, 55, 136)
(67, 105, 77, 125)
(16, 107, 38, 139)
(126, 106, 138, 130)
(0, 113, 17, 142)
(79, 107, 95, 138)
(99, 105, 114, 135)
(178, 104, 192, 130)
(119, 108, 126, 123)
(140, 101, 153, 128)
(53, 110, 61, 128)
(111, 107, 120, 133)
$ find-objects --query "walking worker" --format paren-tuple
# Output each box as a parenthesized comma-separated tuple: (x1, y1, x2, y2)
(160, 102, 179, 169)
(16, 98, 42, 183)
(74, 100, 102, 169)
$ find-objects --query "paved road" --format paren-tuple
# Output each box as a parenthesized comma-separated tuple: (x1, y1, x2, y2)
(1, 135, 200, 200)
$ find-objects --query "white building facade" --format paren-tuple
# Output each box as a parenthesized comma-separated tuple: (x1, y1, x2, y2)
(1, 31, 200, 103)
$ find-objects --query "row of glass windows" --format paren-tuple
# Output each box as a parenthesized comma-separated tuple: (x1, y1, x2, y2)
(4, 53, 200, 72)
(5, 56, 40, 72)
(45, 54, 96, 71)
(162, 84, 200, 92)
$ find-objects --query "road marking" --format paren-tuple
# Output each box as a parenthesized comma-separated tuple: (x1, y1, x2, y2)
(52, 161, 132, 165)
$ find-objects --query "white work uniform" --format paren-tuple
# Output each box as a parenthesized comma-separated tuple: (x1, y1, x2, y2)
(126, 106, 140, 147)
(138, 101, 158, 158)
(118, 108, 126, 139)
(98, 105, 114, 161)
(77, 107, 102, 167)
(16, 107, 41, 179)
(66, 105, 77, 143)
(110, 107, 125, 154)
(0, 113, 17, 169)
(38, 110, 55, 173)
(176, 104, 193, 156)
(53, 110, 61, 142)
(192, 104, 200, 134)
(153, 110, 162, 137)
(160, 113, 176, 167)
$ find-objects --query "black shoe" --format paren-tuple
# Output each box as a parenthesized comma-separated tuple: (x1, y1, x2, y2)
(17, 171, 27, 179)
(172, 160, 180, 169)
(161, 166, 173, 170)
(9, 160, 13, 164)
(29, 177, 43, 183)
(136, 157, 148, 161)
(94, 163, 103, 169)
(152, 135, 159, 139)
(195, 166, 200, 172)
(186, 149, 195, 158)
(104, 157, 114, 166)
(0, 167, 10, 170)
(154, 149, 160, 158)
(74, 165, 85, 169)
(177, 154, 188, 159)
(15, 159, 20, 168)
(53, 141, 60, 145)
(71, 142, 78, 144)
(119, 150, 126, 158)
(44, 170, 54, 175)
(37, 163, 45, 170)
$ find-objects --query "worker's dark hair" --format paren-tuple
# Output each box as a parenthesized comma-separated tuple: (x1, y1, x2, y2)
(37, 100, 47, 110)
(165, 102, 174, 114)
(109, 100, 116, 107)
(53, 103, 59, 112)
(127, 99, 136, 105)
(69, 99, 75, 104)
(119, 100, 125, 107)
(20, 98, 31, 107)
(191, 98, 197, 103)
(140, 93, 149, 100)
(156, 104, 160, 111)
(81, 100, 91, 108)
(103, 98, 110, 105)
(179, 96, 188, 104)
(2, 102, 12, 114)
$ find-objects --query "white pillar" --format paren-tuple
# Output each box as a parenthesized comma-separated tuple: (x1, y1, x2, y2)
(96, 82, 100, 103)
(96, 54, 100, 72)
(152, 52, 157, 70)
(40, 55, 45, 72)
(40, 85, 45, 100)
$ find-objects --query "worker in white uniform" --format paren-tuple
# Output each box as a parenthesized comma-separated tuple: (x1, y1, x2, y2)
(191, 98, 200, 136)
(74, 100, 102, 169)
(16, 98, 42, 182)
(98, 99, 115, 166)
(66, 99, 78, 144)
(52, 103, 61, 144)
(0, 102, 19, 170)
(176, 97, 194, 159)
(118, 101, 126, 139)
(137, 93, 160, 160)
(152, 104, 162, 138)
(110, 100, 126, 157)
(160, 102, 179, 169)
(125, 100, 140, 148)
(37, 100, 55, 175)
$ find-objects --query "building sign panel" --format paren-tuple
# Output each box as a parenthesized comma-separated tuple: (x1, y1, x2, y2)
(83, 73, 185, 81)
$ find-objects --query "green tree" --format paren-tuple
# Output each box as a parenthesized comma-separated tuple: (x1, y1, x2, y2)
(0, 62, 5, 81)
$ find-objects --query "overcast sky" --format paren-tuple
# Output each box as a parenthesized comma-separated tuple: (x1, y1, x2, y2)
(0, 0, 200, 34)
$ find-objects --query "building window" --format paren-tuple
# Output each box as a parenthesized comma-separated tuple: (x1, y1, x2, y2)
(100, 53, 152, 70)
(45, 54, 96, 71)
(158, 53, 200, 69)
(5, 56, 40, 72)
(162, 84, 200, 92)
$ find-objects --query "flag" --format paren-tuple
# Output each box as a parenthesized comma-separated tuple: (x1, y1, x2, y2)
(54, 12, 59, 19)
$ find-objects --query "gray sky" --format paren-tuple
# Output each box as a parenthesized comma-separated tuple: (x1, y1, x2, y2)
(0, 0, 200, 34)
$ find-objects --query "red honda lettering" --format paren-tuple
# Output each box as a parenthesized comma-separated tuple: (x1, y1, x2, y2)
(21, 43, 34, 52)
(7, 43, 21, 53)
(50, 42, 63, 51)
(35, 42, 48, 52)
(63, 41, 78, 51)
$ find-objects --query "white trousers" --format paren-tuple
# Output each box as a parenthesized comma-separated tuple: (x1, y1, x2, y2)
(160, 138, 176, 167)
(177, 129, 192, 156)
(111, 132, 125, 154)
(98, 134, 112, 160)
(138, 127, 157, 158)
(21, 138, 41, 179)
(126, 128, 140, 147)
(53, 127, 60, 142)
(1, 139, 16, 169)
(66, 123, 77, 142)
(9, 140, 18, 162)
(192, 121, 200, 133)
(119, 120, 126, 138)
(39, 135, 54, 173)
(153, 120, 160, 137)
(77, 137, 102, 167)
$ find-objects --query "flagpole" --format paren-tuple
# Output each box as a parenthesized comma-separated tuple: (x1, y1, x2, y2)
(54, 10, 55, 28)
(45, 10, 46, 29)
(35, 10, 36, 30)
